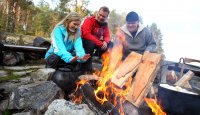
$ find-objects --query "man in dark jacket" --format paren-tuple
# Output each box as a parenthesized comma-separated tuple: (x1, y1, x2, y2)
(81, 6, 113, 73)
(120, 11, 157, 59)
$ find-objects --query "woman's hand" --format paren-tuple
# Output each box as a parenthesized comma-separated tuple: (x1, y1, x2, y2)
(70, 56, 79, 62)
(79, 54, 90, 61)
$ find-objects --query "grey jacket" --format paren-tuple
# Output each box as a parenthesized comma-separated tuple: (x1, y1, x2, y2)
(120, 23, 157, 57)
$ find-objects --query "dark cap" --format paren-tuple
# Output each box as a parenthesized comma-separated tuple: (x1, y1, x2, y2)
(126, 11, 139, 22)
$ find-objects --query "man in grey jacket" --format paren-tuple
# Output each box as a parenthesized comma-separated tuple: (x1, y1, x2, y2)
(120, 11, 157, 59)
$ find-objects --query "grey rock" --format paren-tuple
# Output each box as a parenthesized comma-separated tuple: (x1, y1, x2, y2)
(0, 99, 9, 111)
(13, 70, 34, 76)
(0, 70, 8, 77)
(30, 68, 55, 81)
(12, 111, 33, 115)
(8, 81, 63, 114)
(4, 65, 45, 71)
(44, 99, 95, 115)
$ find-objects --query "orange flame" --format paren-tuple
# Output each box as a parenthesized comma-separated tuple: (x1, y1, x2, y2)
(74, 27, 132, 114)
(72, 94, 82, 104)
(75, 78, 88, 92)
(92, 28, 132, 115)
(115, 27, 127, 46)
(144, 98, 166, 115)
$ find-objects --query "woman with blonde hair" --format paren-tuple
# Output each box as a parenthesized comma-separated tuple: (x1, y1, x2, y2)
(45, 12, 90, 69)
(45, 12, 90, 99)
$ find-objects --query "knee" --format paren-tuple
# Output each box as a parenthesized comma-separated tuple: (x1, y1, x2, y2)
(82, 39, 96, 54)
(83, 40, 95, 48)
(45, 54, 60, 69)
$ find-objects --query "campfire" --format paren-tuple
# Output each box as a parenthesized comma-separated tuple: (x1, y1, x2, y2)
(73, 44, 133, 114)
(70, 28, 163, 115)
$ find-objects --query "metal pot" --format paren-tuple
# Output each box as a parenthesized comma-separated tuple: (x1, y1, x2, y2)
(51, 68, 83, 94)
(157, 84, 200, 115)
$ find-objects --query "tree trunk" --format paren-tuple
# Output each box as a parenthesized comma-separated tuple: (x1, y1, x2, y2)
(5, 0, 10, 32)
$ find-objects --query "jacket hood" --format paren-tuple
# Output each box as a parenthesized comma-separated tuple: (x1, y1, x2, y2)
(120, 23, 145, 38)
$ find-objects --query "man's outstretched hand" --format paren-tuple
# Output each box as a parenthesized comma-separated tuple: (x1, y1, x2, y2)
(101, 41, 107, 50)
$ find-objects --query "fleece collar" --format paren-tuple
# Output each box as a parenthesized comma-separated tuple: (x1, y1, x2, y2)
(120, 23, 145, 38)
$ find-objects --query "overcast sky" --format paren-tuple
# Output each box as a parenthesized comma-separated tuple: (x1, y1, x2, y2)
(34, 0, 200, 65)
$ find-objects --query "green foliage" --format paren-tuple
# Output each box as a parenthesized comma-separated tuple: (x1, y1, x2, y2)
(0, 0, 90, 37)
(108, 10, 125, 35)
(149, 23, 164, 54)
(38, 0, 50, 10)
(3, 109, 11, 115)
(55, 0, 90, 17)
(32, 9, 54, 37)
(0, 12, 6, 31)
(57, 0, 71, 12)
(18, 0, 34, 10)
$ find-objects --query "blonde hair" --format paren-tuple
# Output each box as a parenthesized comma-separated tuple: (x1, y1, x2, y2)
(51, 12, 81, 41)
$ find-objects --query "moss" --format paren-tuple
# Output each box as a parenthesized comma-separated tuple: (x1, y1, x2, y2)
(3, 109, 11, 115)
(0, 74, 21, 83)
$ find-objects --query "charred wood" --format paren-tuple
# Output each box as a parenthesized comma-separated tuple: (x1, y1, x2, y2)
(80, 83, 116, 115)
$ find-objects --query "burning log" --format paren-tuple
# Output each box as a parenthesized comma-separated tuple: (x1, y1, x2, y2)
(127, 52, 162, 107)
(79, 83, 115, 115)
(77, 82, 140, 115)
(111, 51, 142, 88)
(122, 100, 140, 115)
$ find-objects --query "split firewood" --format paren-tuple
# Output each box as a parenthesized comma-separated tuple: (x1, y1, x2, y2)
(127, 52, 162, 107)
(181, 82, 192, 89)
(175, 70, 194, 88)
(111, 51, 142, 88)
(132, 61, 156, 100)
(111, 66, 137, 88)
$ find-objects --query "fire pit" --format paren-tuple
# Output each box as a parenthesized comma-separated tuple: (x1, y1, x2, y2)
(50, 31, 163, 115)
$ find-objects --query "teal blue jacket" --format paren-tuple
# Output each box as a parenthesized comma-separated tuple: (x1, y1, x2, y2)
(45, 24, 85, 63)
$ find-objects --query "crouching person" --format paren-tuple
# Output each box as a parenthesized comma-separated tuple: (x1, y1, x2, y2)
(45, 12, 90, 99)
